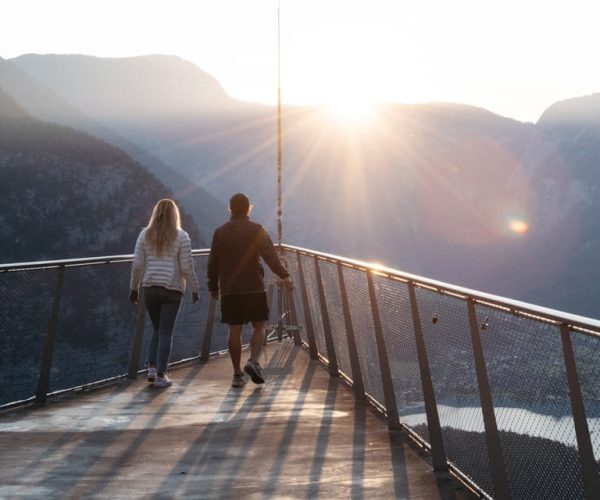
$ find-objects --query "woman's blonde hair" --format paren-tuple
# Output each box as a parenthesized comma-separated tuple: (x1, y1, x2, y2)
(146, 199, 181, 256)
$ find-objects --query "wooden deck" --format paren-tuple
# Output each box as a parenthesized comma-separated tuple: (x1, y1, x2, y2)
(0, 341, 473, 499)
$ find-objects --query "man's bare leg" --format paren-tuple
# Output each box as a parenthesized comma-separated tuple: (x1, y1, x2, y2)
(250, 320, 267, 362)
(244, 320, 267, 384)
(228, 324, 243, 374)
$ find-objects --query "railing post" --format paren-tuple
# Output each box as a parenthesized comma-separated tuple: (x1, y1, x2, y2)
(35, 265, 65, 405)
(560, 323, 600, 498)
(280, 249, 297, 342)
(366, 270, 401, 430)
(466, 298, 510, 500)
(128, 302, 146, 379)
(408, 282, 448, 471)
(314, 256, 339, 376)
(296, 252, 318, 359)
(286, 285, 302, 345)
(266, 281, 275, 346)
(337, 262, 365, 400)
(200, 297, 217, 361)
(277, 280, 283, 341)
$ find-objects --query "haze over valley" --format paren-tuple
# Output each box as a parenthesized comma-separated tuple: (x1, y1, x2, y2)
(2, 53, 600, 318)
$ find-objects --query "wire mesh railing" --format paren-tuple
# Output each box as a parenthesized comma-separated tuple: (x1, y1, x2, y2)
(2, 244, 600, 499)
(0, 251, 233, 409)
(280, 244, 600, 500)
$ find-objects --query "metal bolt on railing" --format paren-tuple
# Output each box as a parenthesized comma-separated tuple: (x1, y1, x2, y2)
(481, 316, 489, 331)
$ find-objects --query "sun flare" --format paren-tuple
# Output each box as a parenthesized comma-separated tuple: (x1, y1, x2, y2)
(324, 98, 374, 122)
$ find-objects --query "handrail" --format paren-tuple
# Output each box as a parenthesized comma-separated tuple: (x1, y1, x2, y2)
(3, 243, 599, 333)
(281, 243, 600, 335)
(6, 243, 595, 330)
(0, 249, 211, 272)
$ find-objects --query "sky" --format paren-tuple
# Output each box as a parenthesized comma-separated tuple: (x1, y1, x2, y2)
(2, 0, 600, 123)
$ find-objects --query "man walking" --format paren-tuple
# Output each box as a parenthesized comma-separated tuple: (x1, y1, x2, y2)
(207, 193, 293, 387)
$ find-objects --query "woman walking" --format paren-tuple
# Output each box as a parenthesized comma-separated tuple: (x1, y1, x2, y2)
(130, 199, 199, 387)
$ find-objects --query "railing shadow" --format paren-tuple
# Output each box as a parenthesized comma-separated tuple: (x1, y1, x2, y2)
(306, 376, 338, 497)
(351, 402, 366, 499)
(1, 381, 134, 485)
(154, 342, 299, 498)
(31, 363, 205, 497)
(262, 358, 318, 496)
(82, 363, 207, 497)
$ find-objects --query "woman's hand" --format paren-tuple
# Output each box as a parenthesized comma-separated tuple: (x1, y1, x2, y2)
(129, 290, 138, 304)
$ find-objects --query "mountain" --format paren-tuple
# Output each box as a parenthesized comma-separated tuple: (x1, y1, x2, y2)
(12, 53, 234, 119)
(0, 86, 27, 118)
(0, 56, 226, 237)
(0, 87, 202, 262)
(538, 93, 600, 128)
(522, 95, 600, 313)
(10, 53, 238, 153)
(7, 54, 600, 318)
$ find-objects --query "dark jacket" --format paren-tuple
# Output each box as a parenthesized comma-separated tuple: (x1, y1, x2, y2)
(207, 215, 289, 295)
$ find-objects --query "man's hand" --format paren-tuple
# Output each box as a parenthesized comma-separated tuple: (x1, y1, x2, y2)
(191, 292, 199, 304)
(210, 290, 219, 300)
(129, 290, 138, 305)
(283, 277, 294, 291)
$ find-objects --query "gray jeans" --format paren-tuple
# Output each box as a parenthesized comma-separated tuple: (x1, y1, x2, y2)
(143, 286, 182, 375)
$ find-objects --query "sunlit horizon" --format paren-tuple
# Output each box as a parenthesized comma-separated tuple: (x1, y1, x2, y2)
(0, 0, 589, 259)
(3, 0, 600, 123)
(323, 97, 375, 123)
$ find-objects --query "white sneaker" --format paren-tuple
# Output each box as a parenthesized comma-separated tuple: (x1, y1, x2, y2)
(153, 375, 172, 388)
(147, 367, 157, 383)
(231, 373, 246, 388)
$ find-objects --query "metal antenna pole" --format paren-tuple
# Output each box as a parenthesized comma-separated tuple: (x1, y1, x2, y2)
(276, 0, 284, 341)
(277, 0, 283, 249)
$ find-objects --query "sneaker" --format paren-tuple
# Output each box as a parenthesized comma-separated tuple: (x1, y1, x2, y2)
(244, 359, 265, 384)
(153, 375, 172, 388)
(231, 373, 246, 388)
(147, 367, 156, 383)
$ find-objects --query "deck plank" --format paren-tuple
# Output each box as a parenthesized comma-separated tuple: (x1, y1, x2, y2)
(0, 341, 472, 499)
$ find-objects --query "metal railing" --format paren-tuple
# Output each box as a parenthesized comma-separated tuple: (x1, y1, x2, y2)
(0, 250, 231, 409)
(279, 244, 600, 500)
(2, 244, 600, 499)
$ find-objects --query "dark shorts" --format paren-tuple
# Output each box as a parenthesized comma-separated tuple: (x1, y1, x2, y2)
(220, 292, 269, 325)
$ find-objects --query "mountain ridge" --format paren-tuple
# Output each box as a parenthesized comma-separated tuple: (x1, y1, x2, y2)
(12, 53, 236, 120)
(5, 53, 600, 317)
(538, 93, 600, 126)
(0, 56, 226, 236)
(0, 87, 203, 262)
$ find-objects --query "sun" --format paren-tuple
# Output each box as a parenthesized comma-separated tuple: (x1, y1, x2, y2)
(324, 98, 374, 122)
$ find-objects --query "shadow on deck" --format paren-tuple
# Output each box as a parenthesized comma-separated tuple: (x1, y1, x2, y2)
(0, 341, 473, 499)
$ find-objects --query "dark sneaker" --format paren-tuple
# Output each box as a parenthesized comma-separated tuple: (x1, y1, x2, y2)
(231, 373, 246, 388)
(244, 359, 265, 384)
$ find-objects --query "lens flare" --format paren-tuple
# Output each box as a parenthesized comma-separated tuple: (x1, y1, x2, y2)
(508, 219, 529, 234)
